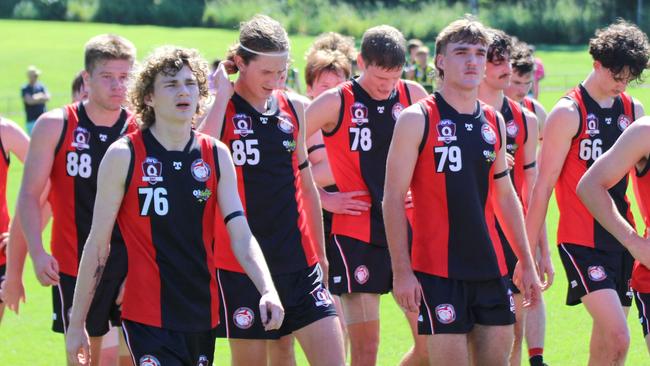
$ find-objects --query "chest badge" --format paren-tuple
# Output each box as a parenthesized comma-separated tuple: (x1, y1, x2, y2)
(283, 139, 296, 152)
(277, 115, 295, 134)
(173, 161, 182, 170)
(586, 114, 600, 136)
(142, 157, 163, 185)
(351, 102, 369, 125)
(481, 123, 497, 145)
(191, 159, 211, 182)
(71, 126, 90, 150)
(377, 106, 385, 114)
(437, 120, 457, 144)
(392, 103, 404, 121)
(506, 120, 519, 137)
(617, 114, 631, 131)
(233, 113, 254, 136)
(465, 123, 473, 131)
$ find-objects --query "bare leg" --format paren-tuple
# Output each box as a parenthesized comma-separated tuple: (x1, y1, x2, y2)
(468, 324, 514, 366)
(229, 339, 267, 366)
(426, 334, 469, 366)
(267, 335, 297, 366)
(294, 316, 345, 366)
(582, 289, 630, 366)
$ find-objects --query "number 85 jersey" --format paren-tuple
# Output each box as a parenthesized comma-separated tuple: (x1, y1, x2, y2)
(556, 85, 636, 252)
(410, 93, 508, 281)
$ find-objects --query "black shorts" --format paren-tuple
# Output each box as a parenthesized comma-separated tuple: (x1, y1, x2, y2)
(416, 272, 516, 335)
(216, 263, 337, 339)
(327, 235, 392, 295)
(558, 243, 634, 306)
(634, 291, 650, 338)
(52, 272, 123, 337)
(122, 319, 216, 366)
(0, 264, 5, 304)
(496, 221, 520, 294)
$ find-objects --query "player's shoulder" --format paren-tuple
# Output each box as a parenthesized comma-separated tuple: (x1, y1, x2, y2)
(30, 107, 67, 140)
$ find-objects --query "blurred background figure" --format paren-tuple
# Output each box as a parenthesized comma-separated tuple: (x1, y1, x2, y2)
(21, 65, 50, 135)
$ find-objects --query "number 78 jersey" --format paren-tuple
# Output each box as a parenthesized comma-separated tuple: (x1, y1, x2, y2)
(556, 85, 636, 251)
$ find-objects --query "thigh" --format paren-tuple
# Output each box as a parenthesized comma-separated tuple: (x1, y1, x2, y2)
(427, 334, 469, 366)
(215, 269, 279, 340)
(581, 288, 628, 335)
(228, 339, 267, 365)
(340, 292, 380, 325)
(294, 316, 345, 366)
(468, 324, 514, 366)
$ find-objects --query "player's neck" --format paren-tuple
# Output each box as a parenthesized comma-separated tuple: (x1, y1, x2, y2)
(234, 80, 268, 113)
(477, 84, 505, 110)
(357, 74, 391, 101)
(438, 84, 478, 114)
(582, 71, 616, 107)
(148, 119, 192, 151)
(83, 100, 122, 127)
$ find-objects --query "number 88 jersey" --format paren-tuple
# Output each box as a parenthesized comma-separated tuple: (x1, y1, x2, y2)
(556, 85, 636, 252)
(50, 102, 135, 279)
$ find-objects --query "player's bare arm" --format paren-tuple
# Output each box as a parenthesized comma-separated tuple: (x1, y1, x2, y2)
(66, 139, 130, 366)
(526, 99, 579, 253)
(383, 105, 424, 313)
(305, 88, 342, 137)
(531, 99, 547, 139)
(197, 61, 235, 138)
(17, 109, 65, 286)
(633, 97, 645, 120)
(214, 140, 284, 331)
(292, 97, 329, 281)
(577, 118, 650, 268)
(491, 114, 542, 307)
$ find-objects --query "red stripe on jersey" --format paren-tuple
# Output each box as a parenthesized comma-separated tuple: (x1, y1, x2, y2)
(631, 169, 650, 292)
(522, 97, 535, 114)
(118, 130, 162, 327)
(506, 98, 528, 208)
(49, 104, 81, 276)
(0, 126, 10, 266)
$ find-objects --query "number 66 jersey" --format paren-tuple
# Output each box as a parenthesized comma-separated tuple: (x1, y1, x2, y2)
(556, 85, 636, 252)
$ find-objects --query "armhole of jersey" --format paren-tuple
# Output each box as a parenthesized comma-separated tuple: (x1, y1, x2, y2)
(528, 99, 536, 114)
(284, 93, 301, 129)
(123, 138, 135, 193)
(494, 110, 503, 150)
(323, 88, 345, 137)
(212, 140, 221, 183)
(621, 93, 635, 121)
(403, 81, 413, 105)
(53, 106, 69, 156)
(417, 103, 430, 155)
(0, 119, 10, 165)
(636, 158, 650, 177)
(522, 109, 529, 144)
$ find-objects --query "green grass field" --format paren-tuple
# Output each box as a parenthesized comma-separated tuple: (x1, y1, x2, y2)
(0, 19, 649, 365)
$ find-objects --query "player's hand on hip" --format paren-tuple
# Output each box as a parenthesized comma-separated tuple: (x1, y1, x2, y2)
(0, 231, 9, 251)
(505, 153, 515, 169)
(513, 260, 542, 308)
(630, 237, 650, 269)
(0, 274, 26, 314)
(115, 280, 126, 309)
(260, 290, 284, 331)
(32, 251, 60, 286)
(393, 270, 421, 313)
(66, 325, 91, 366)
(404, 190, 414, 209)
(536, 251, 555, 291)
(321, 190, 371, 215)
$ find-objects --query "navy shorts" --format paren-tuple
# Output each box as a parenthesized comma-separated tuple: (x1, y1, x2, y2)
(634, 290, 650, 338)
(327, 235, 392, 295)
(216, 263, 337, 339)
(0, 264, 5, 304)
(122, 319, 216, 366)
(52, 272, 123, 337)
(416, 272, 516, 335)
(558, 243, 634, 306)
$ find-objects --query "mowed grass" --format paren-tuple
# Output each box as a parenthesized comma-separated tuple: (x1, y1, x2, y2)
(0, 19, 649, 365)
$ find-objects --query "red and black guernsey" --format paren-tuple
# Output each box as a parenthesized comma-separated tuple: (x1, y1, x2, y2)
(411, 93, 507, 280)
(522, 96, 536, 114)
(631, 164, 650, 292)
(214, 90, 318, 275)
(0, 128, 10, 267)
(556, 85, 635, 251)
(118, 129, 220, 332)
(50, 102, 135, 278)
(322, 78, 412, 246)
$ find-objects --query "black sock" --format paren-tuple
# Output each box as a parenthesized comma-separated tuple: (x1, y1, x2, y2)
(529, 355, 544, 366)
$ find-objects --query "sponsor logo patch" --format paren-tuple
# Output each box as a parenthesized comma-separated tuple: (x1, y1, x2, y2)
(233, 113, 254, 136)
(506, 120, 519, 137)
(283, 139, 296, 153)
(71, 127, 91, 150)
(191, 159, 211, 182)
(437, 119, 457, 143)
(392, 103, 404, 120)
(277, 115, 295, 134)
(617, 114, 631, 132)
(311, 286, 334, 307)
(481, 123, 497, 145)
(197, 355, 209, 366)
(333, 276, 342, 284)
(193, 188, 212, 203)
(586, 114, 600, 136)
(351, 102, 369, 125)
(139, 355, 161, 366)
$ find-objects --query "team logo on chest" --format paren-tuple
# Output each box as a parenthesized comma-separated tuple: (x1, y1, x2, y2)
(392, 103, 404, 121)
(437, 120, 457, 143)
(277, 115, 295, 134)
(351, 102, 369, 125)
(435, 304, 456, 324)
(506, 120, 519, 137)
(617, 114, 631, 131)
(190, 159, 211, 182)
(233, 113, 254, 136)
(139, 355, 160, 366)
(233, 307, 255, 329)
(71, 126, 91, 150)
(586, 114, 600, 136)
(142, 157, 163, 185)
(481, 123, 497, 145)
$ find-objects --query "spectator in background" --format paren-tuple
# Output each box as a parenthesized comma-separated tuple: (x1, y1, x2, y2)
(71, 71, 87, 103)
(410, 46, 435, 93)
(403, 38, 423, 79)
(530, 46, 545, 99)
(21, 65, 50, 135)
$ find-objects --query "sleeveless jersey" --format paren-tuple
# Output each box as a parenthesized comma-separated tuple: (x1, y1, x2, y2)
(322, 78, 412, 246)
(522, 97, 536, 114)
(501, 97, 529, 204)
(118, 129, 220, 332)
(50, 102, 135, 278)
(214, 91, 318, 275)
(556, 85, 635, 251)
(0, 124, 10, 267)
(411, 92, 507, 280)
(631, 164, 650, 292)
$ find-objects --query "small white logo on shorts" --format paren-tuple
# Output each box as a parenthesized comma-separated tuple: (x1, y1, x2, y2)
(417, 315, 424, 322)
(233, 307, 255, 329)
(52, 313, 57, 320)
(311, 286, 334, 307)
(509, 294, 516, 313)
(571, 280, 578, 288)
(435, 304, 456, 324)
(197, 355, 209, 366)
(354, 265, 370, 285)
(333, 276, 342, 283)
(139, 355, 161, 366)
(587, 266, 607, 282)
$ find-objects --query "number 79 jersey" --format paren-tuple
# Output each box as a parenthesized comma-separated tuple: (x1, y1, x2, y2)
(556, 85, 636, 251)
(49, 102, 136, 278)
(410, 93, 508, 281)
